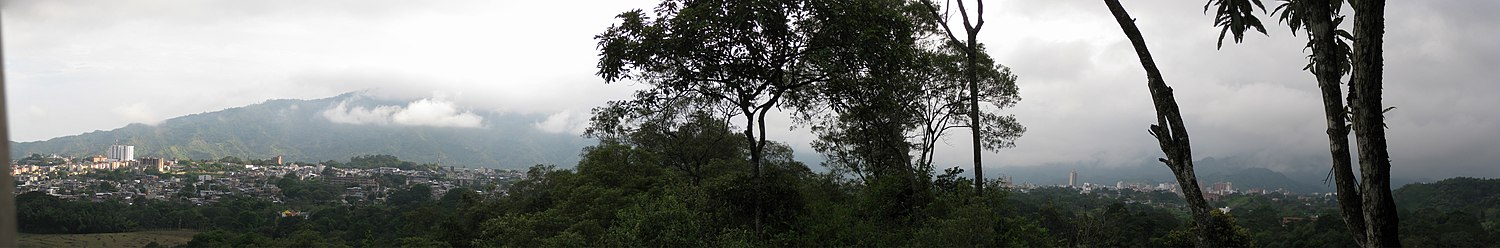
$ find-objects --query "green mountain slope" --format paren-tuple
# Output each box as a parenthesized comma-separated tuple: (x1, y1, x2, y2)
(1393, 177, 1500, 212)
(10, 93, 591, 169)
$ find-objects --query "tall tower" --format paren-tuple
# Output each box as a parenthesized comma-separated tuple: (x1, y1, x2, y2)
(1068, 169, 1078, 187)
(106, 144, 135, 162)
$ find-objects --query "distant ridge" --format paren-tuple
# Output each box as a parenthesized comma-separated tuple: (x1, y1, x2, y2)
(10, 93, 592, 169)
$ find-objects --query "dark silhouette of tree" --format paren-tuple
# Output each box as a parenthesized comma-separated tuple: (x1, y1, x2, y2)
(1207, 0, 1399, 246)
(1102, 1, 1227, 247)
(1347, 0, 1400, 246)
(909, 43, 1024, 178)
(788, 0, 927, 185)
(595, 0, 830, 231)
(918, 0, 994, 193)
(596, 0, 927, 233)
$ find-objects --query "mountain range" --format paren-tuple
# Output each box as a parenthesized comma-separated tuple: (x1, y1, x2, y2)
(9, 92, 593, 169)
(12, 92, 1428, 192)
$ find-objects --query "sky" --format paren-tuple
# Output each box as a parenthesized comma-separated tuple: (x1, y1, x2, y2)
(4, 0, 1496, 179)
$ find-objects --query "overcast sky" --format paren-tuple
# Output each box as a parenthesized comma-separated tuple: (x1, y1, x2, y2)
(4, 0, 1496, 179)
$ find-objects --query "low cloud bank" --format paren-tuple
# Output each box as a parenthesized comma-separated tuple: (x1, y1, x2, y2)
(323, 98, 483, 128)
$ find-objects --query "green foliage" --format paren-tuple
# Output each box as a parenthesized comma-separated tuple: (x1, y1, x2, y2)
(1159, 210, 1253, 247)
(1394, 177, 1500, 246)
(331, 154, 437, 171)
(17, 153, 66, 166)
(16, 192, 137, 234)
(277, 177, 342, 207)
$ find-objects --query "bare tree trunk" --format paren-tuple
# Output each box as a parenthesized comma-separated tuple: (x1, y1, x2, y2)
(967, 45, 984, 193)
(742, 107, 764, 233)
(1303, 1, 1369, 245)
(1103, 1, 1219, 247)
(1348, 0, 1401, 246)
(921, 0, 988, 193)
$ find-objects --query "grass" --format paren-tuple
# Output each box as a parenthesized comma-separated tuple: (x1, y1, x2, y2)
(19, 229, 200, 248)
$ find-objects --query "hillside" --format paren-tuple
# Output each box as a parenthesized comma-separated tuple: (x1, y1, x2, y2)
(1393, 177, 1500, 212)
(10, 93, 592, 169)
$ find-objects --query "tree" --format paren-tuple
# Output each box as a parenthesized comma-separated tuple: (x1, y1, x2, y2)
(594, 0, 826, 230)
(1346, 1, 1401, 246)
(919, 0, 994, 192)
(1206, 0, 1399, 245)
(621, 112, 746, 186)
(1102, 1, 1222, 247)
(596, 0, 830, 176)
(790, 0, 927, 185)
(596, 0, 920, 231)
(909, 43, 1024, 177)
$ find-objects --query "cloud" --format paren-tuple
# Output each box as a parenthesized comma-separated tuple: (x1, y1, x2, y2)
(392, 98, 484, 128)
(322, 97, 483, 128)
(534, 109, 590, 135)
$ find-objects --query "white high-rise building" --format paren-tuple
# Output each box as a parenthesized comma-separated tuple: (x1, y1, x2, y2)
(107, 145, 135, 162)
(1068, 169, 1078, 187)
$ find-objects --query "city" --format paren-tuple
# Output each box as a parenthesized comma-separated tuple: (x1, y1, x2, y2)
(12, 144, 524, 207)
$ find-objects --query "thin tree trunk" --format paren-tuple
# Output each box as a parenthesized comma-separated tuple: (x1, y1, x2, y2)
(919, 0, 988, 193)
(743, 107, 763, 233)
(967, 45, 984, 193)
(1348, 0, 1400, 246)
(1304, 1, 1368, 245)
(1102, 1, 1219, 247)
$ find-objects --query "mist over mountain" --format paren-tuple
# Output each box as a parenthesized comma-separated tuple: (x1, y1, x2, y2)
(10, 92, 592, 169)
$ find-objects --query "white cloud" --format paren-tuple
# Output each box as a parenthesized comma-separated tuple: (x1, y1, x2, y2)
(322, 97, 483, 128)
(391, 98, 483, 128)
(534, 109, 590, 135)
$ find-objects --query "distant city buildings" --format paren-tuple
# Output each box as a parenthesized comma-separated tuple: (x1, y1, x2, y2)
(11, 143, 522, 206)
(1210, 181, 1235, 195)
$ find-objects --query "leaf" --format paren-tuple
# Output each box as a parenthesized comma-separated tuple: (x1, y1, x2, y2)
(1206, 0, 1270, 49)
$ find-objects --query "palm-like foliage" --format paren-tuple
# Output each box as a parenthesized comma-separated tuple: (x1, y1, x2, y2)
(1272, 0, 1353, 75)
(1205, 0, 1268, 48)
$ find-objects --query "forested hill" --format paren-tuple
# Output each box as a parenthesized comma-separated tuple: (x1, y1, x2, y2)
(1393, 177, 1500, 212)
(9, 93, 591, 169)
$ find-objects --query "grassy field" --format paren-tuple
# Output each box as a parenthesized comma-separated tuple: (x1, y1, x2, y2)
(19, 229, 199, 248)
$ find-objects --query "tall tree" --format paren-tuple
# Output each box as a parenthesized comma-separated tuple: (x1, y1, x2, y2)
(596, 0, 923, 232)
(1346, 0, 1399, 246)
(1102, 1, 1222, 247)
(909, 43, 1023, 177)
(596, 0, 826, 230)
(1217, 0, 1367, 244)
(919, 0, 991, 192)
(1207, 0, 1399, 246)
(792, 0, 926, 183)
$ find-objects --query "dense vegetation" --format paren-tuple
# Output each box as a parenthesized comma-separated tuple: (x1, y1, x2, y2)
(322, 154, 439, 171)
(21, 120, 1500, 247)
(16, 153, 67, 166)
